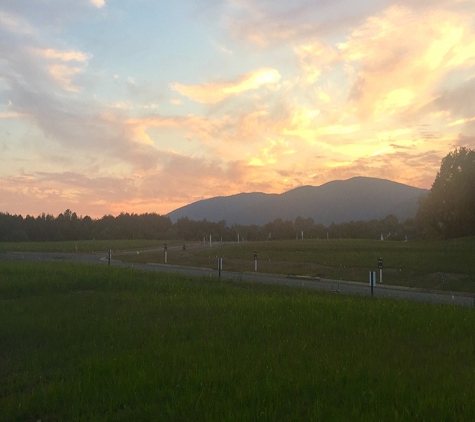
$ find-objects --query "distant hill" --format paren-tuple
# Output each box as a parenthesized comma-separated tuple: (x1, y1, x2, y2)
(166, 177, 429, 226)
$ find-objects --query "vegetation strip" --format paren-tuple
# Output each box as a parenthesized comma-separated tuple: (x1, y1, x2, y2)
(2, 237, 475, 293)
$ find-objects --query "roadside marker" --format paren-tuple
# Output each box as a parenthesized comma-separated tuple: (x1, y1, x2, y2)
(218, 257, 223, 278)
(369, 271, 376, 297)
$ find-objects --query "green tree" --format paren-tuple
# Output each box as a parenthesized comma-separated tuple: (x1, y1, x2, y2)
(416, 147, 475, 239)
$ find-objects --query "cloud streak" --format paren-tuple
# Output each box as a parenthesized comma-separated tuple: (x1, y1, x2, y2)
(171, 68, 281, 104)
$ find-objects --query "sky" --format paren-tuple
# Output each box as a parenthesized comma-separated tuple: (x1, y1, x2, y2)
(1, 0, 475, 218)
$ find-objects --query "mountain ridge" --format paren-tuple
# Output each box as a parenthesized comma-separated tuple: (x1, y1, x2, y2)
(166, 177, 429, 226)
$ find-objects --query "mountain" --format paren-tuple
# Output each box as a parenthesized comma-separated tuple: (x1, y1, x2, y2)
(166, 177, 429, 226)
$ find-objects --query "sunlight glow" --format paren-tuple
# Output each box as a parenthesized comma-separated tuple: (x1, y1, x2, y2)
(1, 0, 474, 217)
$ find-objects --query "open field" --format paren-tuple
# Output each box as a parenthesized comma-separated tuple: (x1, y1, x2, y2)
(1, 262, 475, 421)
(118, 238, 475, 293)
(2, 237, 475, 292)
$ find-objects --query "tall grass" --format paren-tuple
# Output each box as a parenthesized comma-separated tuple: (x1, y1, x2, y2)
(1, 262, 475, 421)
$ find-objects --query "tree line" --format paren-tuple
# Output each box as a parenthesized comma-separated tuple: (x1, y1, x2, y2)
(1, 147, 473, 242)
(0, 209, 414, 243)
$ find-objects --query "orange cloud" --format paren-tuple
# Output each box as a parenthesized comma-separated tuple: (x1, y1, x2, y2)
(247, 138, 296, 167)
(338, 5, 475, 119)
(447, 116, 475, 127)
(295, 42, 339, 84)
(171, 68, 281, 104)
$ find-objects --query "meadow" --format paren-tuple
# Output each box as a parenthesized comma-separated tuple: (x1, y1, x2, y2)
(1, 262, 475, 421)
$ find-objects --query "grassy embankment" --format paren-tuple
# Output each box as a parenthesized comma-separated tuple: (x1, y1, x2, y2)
(120, 238, 475, 292)
(2, 237, 475, 291)
(1, 262, 475, 421)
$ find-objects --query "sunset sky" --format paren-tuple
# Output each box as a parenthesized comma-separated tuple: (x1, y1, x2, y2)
(1, 0, 475, 218)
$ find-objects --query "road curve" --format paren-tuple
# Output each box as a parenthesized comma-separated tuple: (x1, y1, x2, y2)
(1, 251, 474, 307)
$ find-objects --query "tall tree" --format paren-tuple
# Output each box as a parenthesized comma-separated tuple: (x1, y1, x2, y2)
(416, 147, 475, 239)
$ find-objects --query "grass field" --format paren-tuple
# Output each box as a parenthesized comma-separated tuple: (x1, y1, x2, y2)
(2, 237, 475, 292)
(118, 238, 475, 292)
(1, 262, 475, 421)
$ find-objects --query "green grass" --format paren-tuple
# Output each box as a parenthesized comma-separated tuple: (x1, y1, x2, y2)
(121, 238, 475, 292)
(1, 262, 475, 421)
(2, 237, 475, 291)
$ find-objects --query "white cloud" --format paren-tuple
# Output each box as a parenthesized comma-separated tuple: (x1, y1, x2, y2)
(0, 9, 34, 35)
(33, 48, 90, 62)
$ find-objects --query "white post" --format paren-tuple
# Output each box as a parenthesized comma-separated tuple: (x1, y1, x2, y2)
(301, 230, 304, 240)
(369, 271, 376, 296)
(237, 233, 240, 243)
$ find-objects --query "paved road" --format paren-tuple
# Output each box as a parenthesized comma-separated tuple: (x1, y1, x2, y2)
(1, 251, 474, 307)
